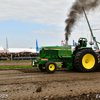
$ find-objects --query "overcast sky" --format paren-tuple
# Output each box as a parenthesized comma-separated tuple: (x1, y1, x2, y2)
(0, 0, 100, 49)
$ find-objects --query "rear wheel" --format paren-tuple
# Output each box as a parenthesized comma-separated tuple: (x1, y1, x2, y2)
(39, 64, 46, 72)
(74, 49, 98, 72)
(45, 61, 57, 74)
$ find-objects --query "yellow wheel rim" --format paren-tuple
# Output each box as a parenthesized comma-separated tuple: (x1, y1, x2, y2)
(49, 64, 55, 71)
(82, 54, 95, 69)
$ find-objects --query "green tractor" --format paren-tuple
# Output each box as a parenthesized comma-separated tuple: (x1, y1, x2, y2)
(32, 37, 98, 73)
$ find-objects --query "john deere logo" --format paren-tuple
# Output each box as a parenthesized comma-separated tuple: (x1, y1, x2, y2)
(61, 53, 69, 56)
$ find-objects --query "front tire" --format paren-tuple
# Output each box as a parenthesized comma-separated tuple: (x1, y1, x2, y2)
(39, 64, 46, 72)
(74, 49, 98, 72)
(45, 61, 57, 74)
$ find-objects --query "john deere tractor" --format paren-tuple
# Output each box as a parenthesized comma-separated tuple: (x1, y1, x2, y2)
(32, 37, 98, 73)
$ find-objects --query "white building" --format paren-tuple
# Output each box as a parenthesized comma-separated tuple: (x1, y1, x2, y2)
(0, 46, 38, 53)
(8, 48, 37, 53)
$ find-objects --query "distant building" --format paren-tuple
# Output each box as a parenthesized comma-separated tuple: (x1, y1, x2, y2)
(7, 48, 37, 53)
(0, 46, 38, 54)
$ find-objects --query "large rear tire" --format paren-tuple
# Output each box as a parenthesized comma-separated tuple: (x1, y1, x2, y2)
(74, 49, 98, 72)
(45, 61, 57, 74)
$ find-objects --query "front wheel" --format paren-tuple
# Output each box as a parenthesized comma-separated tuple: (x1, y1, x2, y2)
(45, 61, 57, 74)
(39, 64, 46, 72)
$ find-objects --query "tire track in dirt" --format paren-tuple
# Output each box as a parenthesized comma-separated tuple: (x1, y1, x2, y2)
(0, 68, 100, 100)
(0, 62, 100, 99)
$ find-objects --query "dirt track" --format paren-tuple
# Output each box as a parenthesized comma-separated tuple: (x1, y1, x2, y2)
(0, 65, 100, 100)
(0, 61, 31, 66)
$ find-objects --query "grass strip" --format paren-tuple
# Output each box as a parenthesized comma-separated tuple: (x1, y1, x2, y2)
(0, 65, 32, 69)
(0, 64, 62, 69)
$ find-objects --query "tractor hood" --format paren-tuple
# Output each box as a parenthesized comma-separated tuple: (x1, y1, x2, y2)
(40, 46, 71, 50)
(39, 46, 72, 59)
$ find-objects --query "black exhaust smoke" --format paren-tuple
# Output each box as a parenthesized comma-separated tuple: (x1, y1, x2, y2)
(65, 0, 100, 45)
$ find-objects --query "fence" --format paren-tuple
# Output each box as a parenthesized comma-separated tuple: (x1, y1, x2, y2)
(0, 53, 39, 60)
(0, 57, 40, 60)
